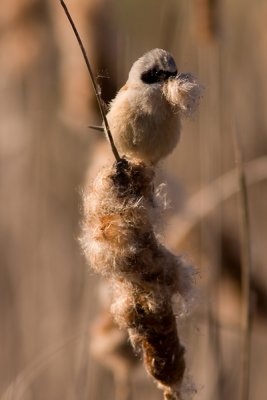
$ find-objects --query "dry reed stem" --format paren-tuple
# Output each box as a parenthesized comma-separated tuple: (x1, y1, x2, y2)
(59, 0, 120, 161)
(194, 0, 219, 43)
(0, 330, 88, 400)
(82, 159, 193, 399)
(232, 126, 252, 400)
(165, 156, 267, 250)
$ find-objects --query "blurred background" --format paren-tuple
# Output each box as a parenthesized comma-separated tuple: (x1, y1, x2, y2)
(0, 0, 266, 399)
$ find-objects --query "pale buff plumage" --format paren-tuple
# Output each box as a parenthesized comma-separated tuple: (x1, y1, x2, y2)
(106, 49, 203, 164)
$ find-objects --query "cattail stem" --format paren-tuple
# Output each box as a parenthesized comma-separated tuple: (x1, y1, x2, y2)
(59, 0, 121, 162)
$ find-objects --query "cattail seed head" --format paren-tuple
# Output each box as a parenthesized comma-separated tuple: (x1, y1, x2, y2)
(81, 159, 194, 399)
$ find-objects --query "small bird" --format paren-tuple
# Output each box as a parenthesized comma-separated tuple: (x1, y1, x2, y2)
(102, 49, 202, 164)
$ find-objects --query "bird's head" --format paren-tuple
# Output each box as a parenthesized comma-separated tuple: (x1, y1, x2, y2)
(128, 48, 177, 86)
(127, 48, 203, 116)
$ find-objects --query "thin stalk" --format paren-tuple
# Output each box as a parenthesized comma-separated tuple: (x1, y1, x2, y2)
(59, 0, 121, 162)
(114, 374, 132, 400)
(165, 156, 267, 248)
(233, 125, 252, 400)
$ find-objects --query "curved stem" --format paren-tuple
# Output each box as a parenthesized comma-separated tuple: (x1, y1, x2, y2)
(59, 0, 121, 162)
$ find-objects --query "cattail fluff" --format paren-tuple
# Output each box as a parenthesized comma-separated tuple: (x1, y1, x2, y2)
(163, 73, 203, 117)
(82, 159, 193, 399)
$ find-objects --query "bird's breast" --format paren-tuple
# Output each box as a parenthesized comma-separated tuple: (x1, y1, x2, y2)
(107, 86, 181, 164)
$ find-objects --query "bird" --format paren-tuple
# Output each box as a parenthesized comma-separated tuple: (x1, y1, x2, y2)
(92, 48, 202, 165)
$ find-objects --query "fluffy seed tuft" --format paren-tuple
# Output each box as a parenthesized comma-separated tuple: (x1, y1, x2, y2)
(163, 73, 203, 117)
(81, 159, 194, 399)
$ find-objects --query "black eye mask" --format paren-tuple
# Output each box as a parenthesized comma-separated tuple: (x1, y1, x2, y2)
(141, 68, 177, 84)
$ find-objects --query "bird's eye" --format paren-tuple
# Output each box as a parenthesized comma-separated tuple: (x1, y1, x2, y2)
(141, 68, 177, 84)
(141, 68, 159, 84)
